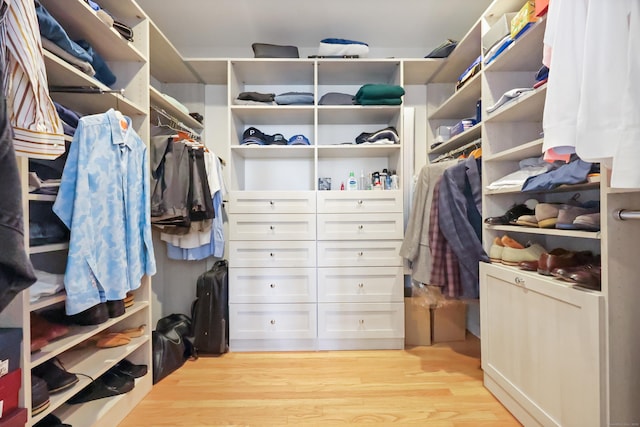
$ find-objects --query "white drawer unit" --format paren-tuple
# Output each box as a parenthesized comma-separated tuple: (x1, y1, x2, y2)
(229, 240, 317, 268)
(317, 302, 404, 349)
(317, 190, 403, 214)
(229, 213, 316, 241)
(227, 191, 316, 214)
(230, 303, 317, 340)
(317, 212, 403, 241)
(229, 267, 316, 304)
(317, 266, 404, 303)
(317, 240, 403, 267)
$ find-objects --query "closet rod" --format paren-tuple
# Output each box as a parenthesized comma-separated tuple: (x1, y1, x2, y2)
(613, 209, 640, 221)
(431, 137, 481, 163)
(150, 104, 201, 140)
(49, 86, 125, 95)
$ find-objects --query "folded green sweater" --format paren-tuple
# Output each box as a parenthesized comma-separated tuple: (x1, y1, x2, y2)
(356, 97, 403, 105)
(355, 84, 405, 101)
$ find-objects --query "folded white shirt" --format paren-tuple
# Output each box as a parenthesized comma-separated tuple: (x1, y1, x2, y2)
(486, 87, 534, 113)
(29, 269, 65, 302)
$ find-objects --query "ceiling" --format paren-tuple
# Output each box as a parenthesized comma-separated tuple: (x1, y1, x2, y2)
(137, 0, 493, 59)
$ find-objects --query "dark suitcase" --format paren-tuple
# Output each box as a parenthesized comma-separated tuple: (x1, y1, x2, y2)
(191, 260, 229, 355)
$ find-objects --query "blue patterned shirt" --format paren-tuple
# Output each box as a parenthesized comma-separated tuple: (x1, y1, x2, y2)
(53, 109, 156, 315)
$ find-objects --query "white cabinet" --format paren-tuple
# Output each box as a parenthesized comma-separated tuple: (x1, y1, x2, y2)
(228, 192, 317, 351)
(223, 59, 407, 351)
(0, 1, 154, 426)
(478, 0, 640, 424)
(480, 263, 604, 427)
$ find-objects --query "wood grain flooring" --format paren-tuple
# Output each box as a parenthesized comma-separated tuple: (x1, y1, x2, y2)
(118, 334, 521, 426)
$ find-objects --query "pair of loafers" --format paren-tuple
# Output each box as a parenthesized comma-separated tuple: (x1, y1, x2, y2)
(518, 248, 597, 276)
(67, 299, 125, 326)
(552, 264, 602, 290)
(30, 312, 70, 353)
(67, 359, 146, 404)
(32, 358, 79, 394)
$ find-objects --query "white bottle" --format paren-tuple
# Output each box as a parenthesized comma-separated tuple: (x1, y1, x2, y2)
(358, 170, 367, 190)
(347, 171, 358, 191)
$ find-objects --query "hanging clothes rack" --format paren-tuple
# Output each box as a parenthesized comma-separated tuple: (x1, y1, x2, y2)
(150, 104, 201, 141)
(431, 138, 481, 164)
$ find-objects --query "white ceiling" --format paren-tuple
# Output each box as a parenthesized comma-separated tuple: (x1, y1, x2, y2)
(137, 0, 493, 59)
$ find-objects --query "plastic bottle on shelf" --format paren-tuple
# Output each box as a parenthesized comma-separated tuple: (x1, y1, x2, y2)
(358, 170, 367, 190)
(380, 169, 388, 190)
(340, 181, 345, 191)
(390, 170, 399, 190)
(347, 171, 358, 191)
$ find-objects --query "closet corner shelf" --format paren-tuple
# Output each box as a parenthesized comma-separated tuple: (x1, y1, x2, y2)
(484, 84, 547, 123)
(429, 71, 482, 120)
(485, 224, 601, 239)
(149, 20, 202, 84)
(428, 124, 481, 156)
(430, 19, 481, 83)
(183, 58, 228, 85)
(149, 86, 204, 130)
(484, 138, 543, 162)
(402, 58, 445, 85)
(28, 193, 57, 202)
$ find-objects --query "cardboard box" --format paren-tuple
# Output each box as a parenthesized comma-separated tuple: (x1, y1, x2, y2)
(510, 1, 537, 39)
(482, 12, 516, 53)
(404, 297, 431, 346)
(431, 301, 467, 343)
(0, 329, 21, 378)
(0, 408, 27, 427)
(0, 368, 20, 418)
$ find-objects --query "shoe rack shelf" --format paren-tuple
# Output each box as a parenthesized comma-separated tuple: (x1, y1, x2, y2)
(0, 1, 156, 426)
(478, 0, 640, 425)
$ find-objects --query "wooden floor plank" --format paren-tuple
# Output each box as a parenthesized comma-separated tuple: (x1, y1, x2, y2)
(118, 335, 522, 426)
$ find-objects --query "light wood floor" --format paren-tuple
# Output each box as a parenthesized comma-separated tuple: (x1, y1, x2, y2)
(119, 335, 521, 426)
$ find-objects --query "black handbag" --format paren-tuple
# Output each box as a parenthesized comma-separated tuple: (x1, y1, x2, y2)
(152, 313, 195, 384)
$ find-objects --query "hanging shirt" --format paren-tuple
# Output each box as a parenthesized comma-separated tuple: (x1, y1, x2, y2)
(53, 109, 156, 315)
(4, 0, 65, 159)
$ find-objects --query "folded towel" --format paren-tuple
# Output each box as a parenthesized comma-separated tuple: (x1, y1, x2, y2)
(354, 84, 405, 104)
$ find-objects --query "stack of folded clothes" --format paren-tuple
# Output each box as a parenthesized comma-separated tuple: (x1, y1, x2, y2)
(35, 2, 116, 86)
(275, 92, 314, 105)
(318, 38, 369, 57)
(234, 91, 276, 105)
(354, 126, 399, 145)
(354, 84, 405, 105)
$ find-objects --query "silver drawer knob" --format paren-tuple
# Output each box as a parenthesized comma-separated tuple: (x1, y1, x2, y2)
(358, 225, 364, 230)
(269, 200, 274, 206)
(359, 319, 365, 324)
(358, 251, 364, 256)
(270, 283, 275, 288)
(357, 200, 363, 205)
(514, 277, 525, 286)
(269, 225, 274, 230)
(270, 252, 274, 257)
(358, 283, 364, 288)
(270, 319, 276, 325)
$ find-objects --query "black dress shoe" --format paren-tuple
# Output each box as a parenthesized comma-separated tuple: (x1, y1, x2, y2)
(484, 203, 535, 225)
(31, 374, 50, 415)
(106, 299, 125, 318)
(34, 414, 72, 427)
(112, 359, 147, 378)
(32, 359, 79, 394)
(68, 371, 134, 404)
(68, 302, 109, 326)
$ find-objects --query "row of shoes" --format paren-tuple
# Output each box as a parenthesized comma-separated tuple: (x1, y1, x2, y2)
(31, 293, 136, 353)
(31, 357, 147, 421)
(485, 196, 600, 231)
(489, 235, 601, 290)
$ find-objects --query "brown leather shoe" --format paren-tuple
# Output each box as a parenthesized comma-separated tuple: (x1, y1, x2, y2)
(538, 249, 593, 276)
(552, 263, 601, 290)
(31, 312, 70, 343)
